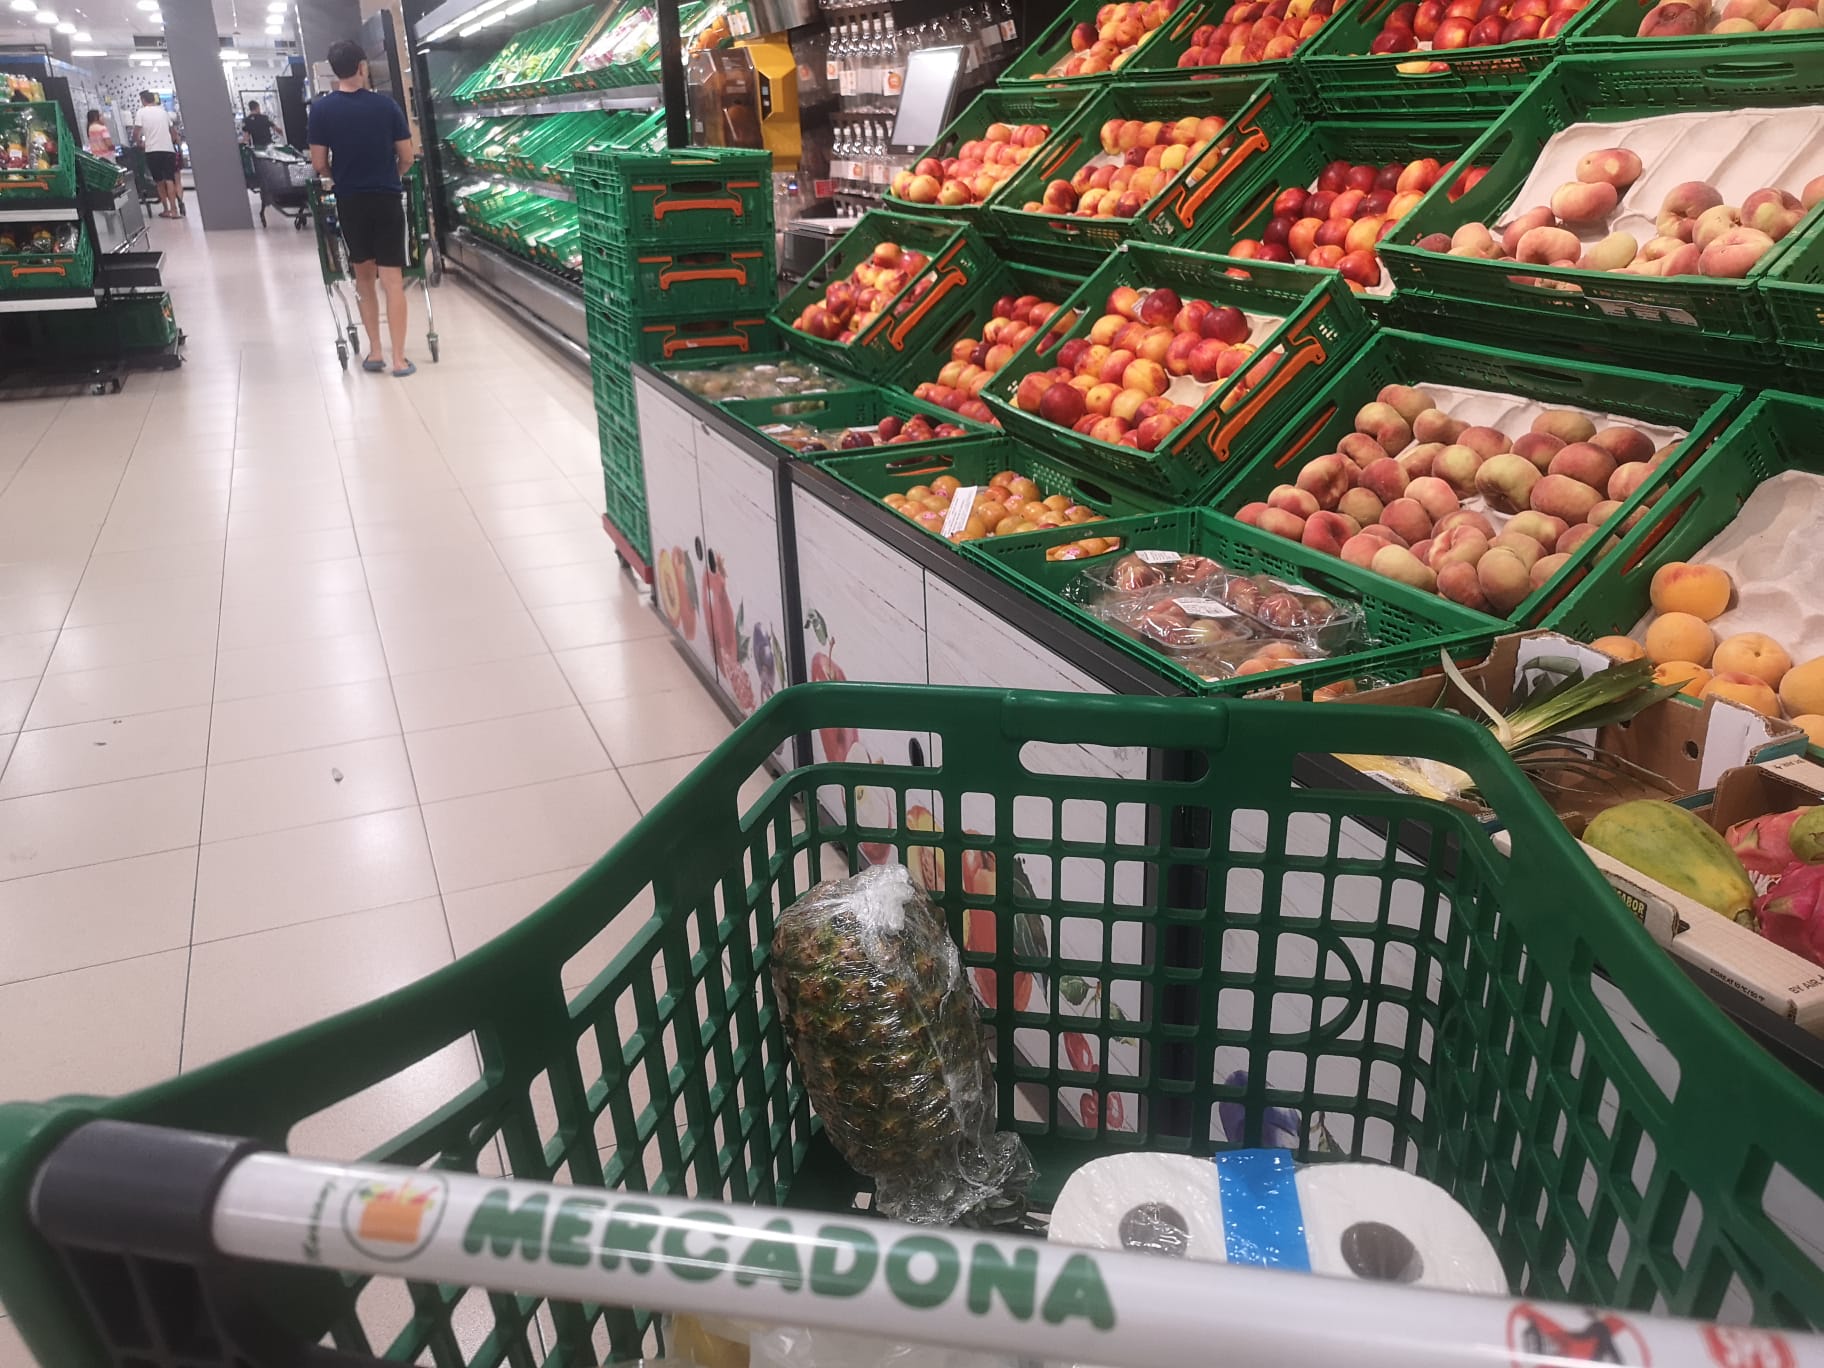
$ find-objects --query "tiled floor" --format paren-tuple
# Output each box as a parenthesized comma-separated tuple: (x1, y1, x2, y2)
(0, 211, 741, 1354)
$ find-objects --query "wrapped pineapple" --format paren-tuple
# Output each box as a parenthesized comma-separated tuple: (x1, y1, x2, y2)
(771, 864, 1032, 1225)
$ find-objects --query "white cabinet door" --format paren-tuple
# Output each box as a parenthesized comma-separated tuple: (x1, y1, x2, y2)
(636, 377, 717, 686)
(695, 425, 789, 726)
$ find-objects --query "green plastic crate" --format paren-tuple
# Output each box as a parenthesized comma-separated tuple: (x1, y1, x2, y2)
(1540, 389, 1824, 641)
(1566, 0, 1824, 57)
(0, 102, 74, 202)
(582, 237, 776, 315)
(75, 149, 122, 194)
(1299, 0, 1584, 118)
(1179, 117, 1494, 312)
(886, 85, 1097, 226)
(1114, 0, 1328, 103)
(0, 223, 91, 292)
(964, 504, 1496, 693)
(1763, 204, 1824, 366)
(1381, 51, 1824, 360)
(982, 242, 1372, 504)
(770, 210, 997, 377)
(602, 468, 651, 563)
(9, 681, 1824, 1367)
(575, 146, 772, 247)
(719, 385, 998, 457)
(1209, 328, 1744, 628)
(996, 0, 1189, 85)
(883, 260, 1090, 398)
(586, 297, 776, 365)
(989, 75, 1290, 263)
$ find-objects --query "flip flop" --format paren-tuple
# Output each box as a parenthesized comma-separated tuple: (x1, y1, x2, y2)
(391, 361, 416, 378)
(361, 358, 385, 372)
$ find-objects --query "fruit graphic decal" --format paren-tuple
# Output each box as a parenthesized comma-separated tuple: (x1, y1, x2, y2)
(804, 610, 858, 763)
(654, 546, 698, 640)
(704, 547, 765, 716)
(752, 623, 777, 699)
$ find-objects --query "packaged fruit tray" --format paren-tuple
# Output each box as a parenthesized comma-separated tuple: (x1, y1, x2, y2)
(1541, 392, 1824, 725)
(1380, 52, 1824, 360)
(997, 0, 1191, 83)
(824, 439, 1168, 550)
(980, 242, 1371, 504)
(1117, 0, 1350, 94)
(771, 210, 995, 378)
(886, 86, 1094, 224)
(1298, 0, 1592, 119)
(1208, 328, 1742, 630)
(0, 220, 90, 292)
(657, 351, 863, 402)
(1182, 118, 1494, 308)
(1567, 0, 1824, 58)
(962, 505, 1496, 694)
(987, 75, 1291, 262)
(882, 262, 1090, 419)
(717, 386, 997, 457)
(0, 102, 72, 201)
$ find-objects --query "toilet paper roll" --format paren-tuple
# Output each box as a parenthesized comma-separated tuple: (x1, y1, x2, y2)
(1048, 1151, 1508, 1296)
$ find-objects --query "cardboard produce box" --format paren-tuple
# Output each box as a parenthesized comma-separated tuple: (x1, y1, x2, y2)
(1579, 756, 1824, 1034)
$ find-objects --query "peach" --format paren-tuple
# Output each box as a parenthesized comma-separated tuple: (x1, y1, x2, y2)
(1551, 180, 1619, 225)
(1359, 456, 1409, 504)
(1380, 497, 1434, 546)
(1371, 543, 1437, 592)
(1657, 182, 1723, 241)
(1296, 453, 1357, 510)
(1772, 8, 1824, 26)
(1636, 0, 1701, 32)
(1591, 635, 1646, 662)
(1549, 442, 1618, 489)
(1587, 428, 1654, 471)
(1516, 225, 1583, 265)
(1791, 715, 1824, 747)
(1269, 484, 1323, 518)
(1342, 532, 1393, 568)
(1644, 612, 1716, 667)
(1256, 507, 1308, 541)
(1639, 234, 1689, 262)
(1355, 401, 1414, 453)
(1576, 148, 1643, 191)
(1529, 552, 1571, 589)
(1430, 526, 1490, 569)
(1645, 561, 1730, 621)
(1437, 560, 1491, 611)
(1587, 500, 1624, 528)
(1400, 442, 1444, 479)
(1693, 204, 1742, 251)
(1581, 231, 1639, 273)
(1432, 444, 1483, 495)
(1410, 539, 1434, 567)
(1500, 206, 1556, 258)
(1744, 187, 1805, 241)
(1303, 510, 1361, 556)
(1700, 226, 1777, 278)
(1654, 661, 1712, 697)
(1338, 432, 1392, 469)
(1377, 384, 1435, 423)
(1456, 425, 1509, 460)
(1338, 487, 1385, 527)
(1703, 672, 1781, 718)
(1531, 473, 1604, 524)
(1513, 431, 1565, 472)
(1713, 632, 1791, 687)
(1475, 453, 1541, 513)
(1555, 524, 1599, 557)
(1720, 0, 1779, 22)
(1532, 410, 1596, 445)
(1780, 657, 1824, 717)
(1434, 510, 1495, 539)
(1412, 409, 1466, 445)
(1451, 222, 1501, 258)
(1477, 548, 1532, 614)
(1806, 176, 1824, 212)
(1405, 476, 1459, 522)
(1506, 511, 1568, 548)
(1236, 501, 1269, 527)
(1492, 532, 1545, 569)
(1122, 358, 1169, 396)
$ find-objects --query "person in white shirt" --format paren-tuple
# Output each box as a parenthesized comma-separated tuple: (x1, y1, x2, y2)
(132, 91, 182, 220)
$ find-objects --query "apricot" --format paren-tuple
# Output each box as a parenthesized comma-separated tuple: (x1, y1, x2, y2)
(1653, 660, 1711, 697)
(1790, 714, 1824, 746)
(1712, 632, 1791, 687)
(1780, 657, 1824, 718)
(1647, 561, 1731, 620)
(1591, 635, 1645, 662)
(1703, 671, 1781, 718)
(1644, 612, 1716, 667)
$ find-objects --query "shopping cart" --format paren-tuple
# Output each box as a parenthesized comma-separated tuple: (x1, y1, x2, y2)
(308, 163, 440, 372)
(4, 685, 1824, 1368)
(249, 146, 312, 229)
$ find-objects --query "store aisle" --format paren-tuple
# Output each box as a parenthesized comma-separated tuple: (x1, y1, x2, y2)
(0, 214, 734, 1286)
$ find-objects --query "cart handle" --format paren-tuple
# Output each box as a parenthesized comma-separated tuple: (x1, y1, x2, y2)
(30, 1120, 1824, 1368)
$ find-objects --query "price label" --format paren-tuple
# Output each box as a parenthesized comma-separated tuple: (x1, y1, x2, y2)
(1000, 18, 1018, 40)
(1135, 549, 1181, 564)
(940, 486, 980, 538)
(826, 58, 839, 80)
(1173, 597, 1239, 618)
(886, 69, 903, 93)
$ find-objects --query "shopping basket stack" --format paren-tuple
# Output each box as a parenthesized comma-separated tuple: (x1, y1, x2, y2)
(574, 145, 776, 566)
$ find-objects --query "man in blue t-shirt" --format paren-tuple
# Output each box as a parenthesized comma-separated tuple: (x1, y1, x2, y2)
(309, 40, 418, 376)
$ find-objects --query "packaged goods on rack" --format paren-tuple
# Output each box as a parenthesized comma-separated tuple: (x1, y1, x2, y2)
(662, 354, 850, 401)
(453, 181, 584, 275)
(721, 387, 990, 456)
(0, 102, 71, 200)
(0, 219, 91, 291)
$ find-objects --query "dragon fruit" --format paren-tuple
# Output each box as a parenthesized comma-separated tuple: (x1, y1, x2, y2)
(1757, 862, 1824, 968)
(1726, 807, 1816, 876)
(1791, 807, 1824, 863)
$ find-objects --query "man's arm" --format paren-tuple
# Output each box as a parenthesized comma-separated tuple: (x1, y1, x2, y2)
(394, 137, 416, 179)
(310, 143, 330, 179)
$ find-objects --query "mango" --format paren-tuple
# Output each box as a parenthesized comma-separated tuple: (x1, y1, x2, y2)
(1584, 799, 1755, 924)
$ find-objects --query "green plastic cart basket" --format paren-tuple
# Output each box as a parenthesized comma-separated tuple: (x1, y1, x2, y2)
(6, 685, 1824, 1366)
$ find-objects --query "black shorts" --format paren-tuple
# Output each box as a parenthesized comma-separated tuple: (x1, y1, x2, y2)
(145, 150, 177, 183)
(336, 190, 406, 269)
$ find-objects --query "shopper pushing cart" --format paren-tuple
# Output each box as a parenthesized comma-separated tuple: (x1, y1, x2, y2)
(308, 39, 436, 376)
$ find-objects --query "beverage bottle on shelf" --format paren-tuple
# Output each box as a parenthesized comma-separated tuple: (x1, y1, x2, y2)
(881, 14, 903, 114)
(991, 0, 1018, 49)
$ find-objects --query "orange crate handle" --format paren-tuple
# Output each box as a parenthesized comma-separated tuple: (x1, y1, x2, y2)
(8, 263, 69, 278)
(659, 329, 755, 359)
(658, 263, 749, 288)
(1167, 123, 1270, 231)
(1171, 297, 1333, 466)
(881, 269, 967, 351)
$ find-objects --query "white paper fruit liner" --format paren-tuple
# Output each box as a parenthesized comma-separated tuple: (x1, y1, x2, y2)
(1495, 105, 1824, 255)
(1628, 469, 1824, 666)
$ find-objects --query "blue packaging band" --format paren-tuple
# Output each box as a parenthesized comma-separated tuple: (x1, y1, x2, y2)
(1213, 1149, 1310, 1272)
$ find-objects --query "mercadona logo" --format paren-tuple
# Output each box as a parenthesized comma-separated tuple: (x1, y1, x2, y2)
(343, 1175, 450, 1262)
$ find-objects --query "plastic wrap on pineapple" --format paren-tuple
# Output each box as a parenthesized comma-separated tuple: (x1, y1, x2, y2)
(770, 863, 1033, 1225)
